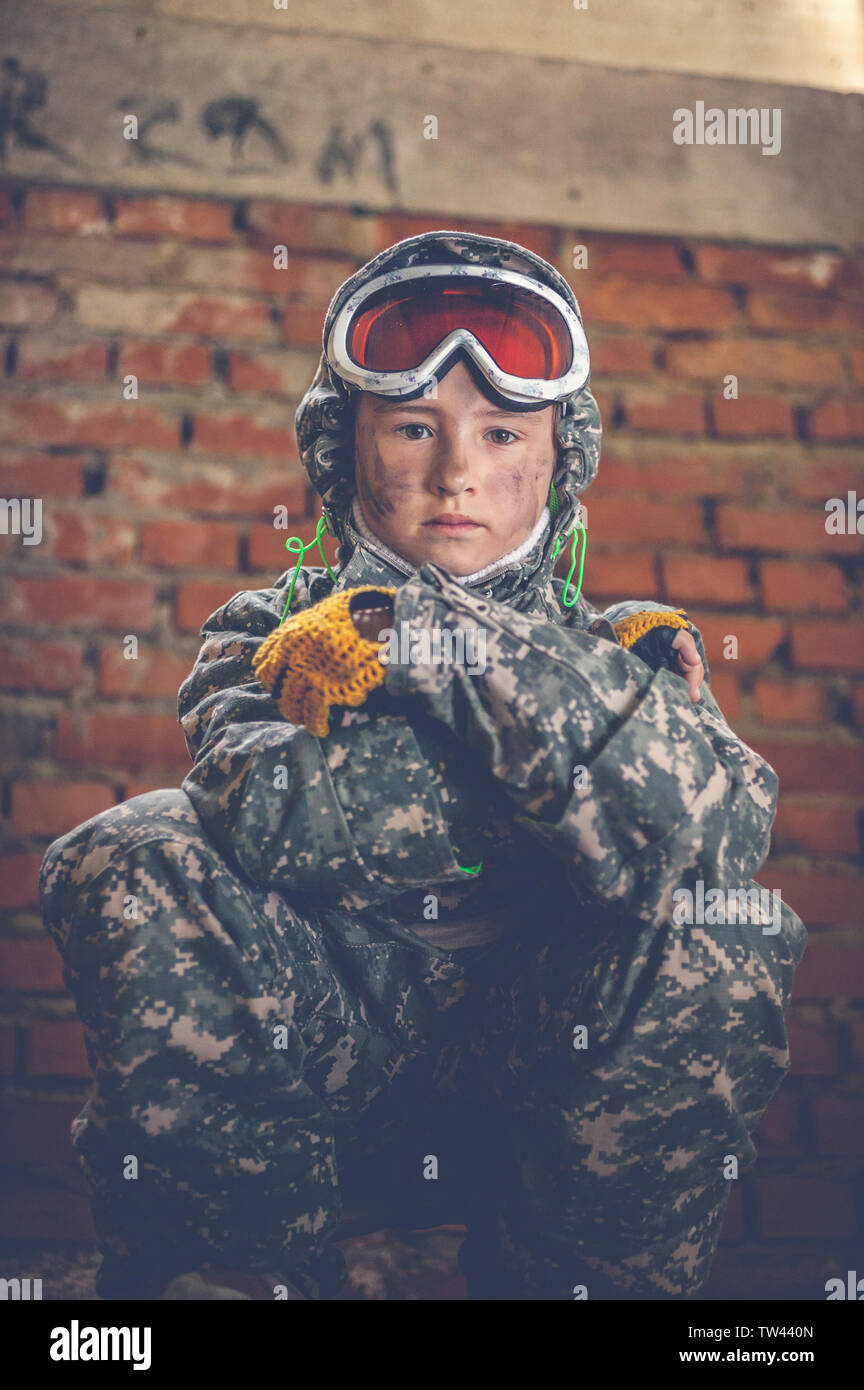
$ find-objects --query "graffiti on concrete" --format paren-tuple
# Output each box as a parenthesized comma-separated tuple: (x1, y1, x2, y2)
(0, 56, 78, 167)
(1, 50, 399, 195)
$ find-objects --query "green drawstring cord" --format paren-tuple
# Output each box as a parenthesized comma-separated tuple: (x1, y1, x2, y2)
(555, 519, 588, 606)
(279, 512, 340, 623)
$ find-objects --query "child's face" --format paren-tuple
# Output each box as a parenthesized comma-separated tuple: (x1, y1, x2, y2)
(352, 359, 558, 576)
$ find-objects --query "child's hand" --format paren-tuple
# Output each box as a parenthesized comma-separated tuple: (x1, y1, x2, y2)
(670, 629, 704, 703)
(252, 585, 397, 736)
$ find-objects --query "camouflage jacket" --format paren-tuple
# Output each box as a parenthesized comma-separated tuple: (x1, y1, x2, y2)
(177, 519, 784, 946)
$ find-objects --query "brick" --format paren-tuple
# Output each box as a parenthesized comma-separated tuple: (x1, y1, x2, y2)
(0, 451, 83, 499)
(3, 575, 155, 631)
(107, 455, 307, 518)
(787, 453, 864, 503)
(590, 446, 749, 499)
(113, 195, 234, 241)
(0, 854, 44, 909)
(46, 511, 138, 566)
(280, 301, 333, 346)
(812, 1091, 864, 1154)
(0, 1178, 96, 1240)
(683, 612, 787, 670)
(705, 671, 740, 719)
(118, 340, 211, 387)
(756, 740, 864, 794)
(570, 233, 685, 280)
(854, 685, 864, 730)
(756, 1175, 856, 1239)
(791, 621, 864, 672)
(754, 680, 826, 726)
(712, 394, 795, 438)
(158, 243, 354, 299)
(747, 291, 864, 335)
(753, 1087, 800, 1153)
(227, 347, 321, 397)
(24, 189, 109, 235)
(175, 580, 239, 634)
(589, 335, 656, 377)
(577, 496, 703, 545)
(624, 393, 706, 434)
(767, 868, 864, 926)
(0, 397, 181, 451)
(26, 1019, 91, 1078)
(850, 1019, 864, 1066)
(850, 347, 864, 387)
(665, 337, 842, 388)
(55, 710, 190, 771)
(0, 189, 13, 227)
(0, 230, 164, 282)
(11, 782, 115, 838)
(97, 644, 194, 698)
(191, 411, 296, 461)
(760, 559, 846, 613)
(773, 803, 860, 855)
(0, 937, 65, 992)
(716, 505, 861, 555)
(573, 549, 658, 601)
(661, 553, 751, 605)
(248, 201, 381, 256)
(75, 286, 276, 340)
(810, 401, 864, 441)
(140, 518, 239, 569)
(786, 1019, 841, 1076)
(579, 277, 738, 330)
(0, 281, 59, 328)
(0, 639, 84, 693)
(16, 338, 108, 382)
(0, 1097, 81, 1163)
(695, 245, 859, 294)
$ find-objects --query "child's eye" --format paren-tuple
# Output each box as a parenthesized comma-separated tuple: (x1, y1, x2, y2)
(487, 428, 518, 445)
(396, 423, 433, 440)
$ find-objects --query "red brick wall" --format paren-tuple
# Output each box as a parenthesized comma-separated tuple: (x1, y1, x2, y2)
(1, 184, 863, 1292)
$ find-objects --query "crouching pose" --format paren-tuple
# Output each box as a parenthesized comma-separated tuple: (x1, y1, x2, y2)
(39, 230, 807, 1301)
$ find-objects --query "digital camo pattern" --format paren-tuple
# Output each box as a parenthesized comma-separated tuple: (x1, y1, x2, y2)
(39, 230, 807, 1300)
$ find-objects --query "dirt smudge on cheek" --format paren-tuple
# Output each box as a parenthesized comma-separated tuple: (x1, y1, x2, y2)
(355, 417, 421, 525)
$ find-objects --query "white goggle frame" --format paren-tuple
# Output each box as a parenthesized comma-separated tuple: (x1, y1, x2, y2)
(326, 263, 590, 406)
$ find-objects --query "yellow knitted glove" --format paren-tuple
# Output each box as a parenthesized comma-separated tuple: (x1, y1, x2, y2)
(252, 585, 397, 738)
(613, 608, 689, 649)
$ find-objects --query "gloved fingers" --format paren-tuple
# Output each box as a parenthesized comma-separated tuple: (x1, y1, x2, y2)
(302, 682, 334, 739)
(275, 671, 314, 728)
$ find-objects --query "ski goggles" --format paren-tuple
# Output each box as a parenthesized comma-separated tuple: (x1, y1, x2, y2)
(325, 264, 590, 411)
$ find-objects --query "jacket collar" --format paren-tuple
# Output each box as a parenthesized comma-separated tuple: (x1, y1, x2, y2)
(329, 497, 563, 617)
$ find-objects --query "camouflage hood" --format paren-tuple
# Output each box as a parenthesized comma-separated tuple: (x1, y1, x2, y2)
(294, 230, 602, 613)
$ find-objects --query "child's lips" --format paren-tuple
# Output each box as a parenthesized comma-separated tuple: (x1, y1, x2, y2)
(423, 518, 483, 530)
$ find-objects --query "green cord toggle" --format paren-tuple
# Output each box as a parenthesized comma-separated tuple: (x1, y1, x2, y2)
(279, 512, 339, 623)
(458, 862, 483, 875)
(551, 517, 587, 607)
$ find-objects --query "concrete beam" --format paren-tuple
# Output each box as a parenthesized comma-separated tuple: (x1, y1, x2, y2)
(0, 3, 861, 247)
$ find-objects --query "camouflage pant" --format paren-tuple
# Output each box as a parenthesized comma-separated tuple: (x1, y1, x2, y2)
(39, 789, 806, 1301)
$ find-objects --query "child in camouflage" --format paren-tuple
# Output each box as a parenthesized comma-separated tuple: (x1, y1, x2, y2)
(39, 231, 807, 1301)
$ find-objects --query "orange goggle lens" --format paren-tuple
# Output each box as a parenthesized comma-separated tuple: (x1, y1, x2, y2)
(346, 278, 574, 381)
